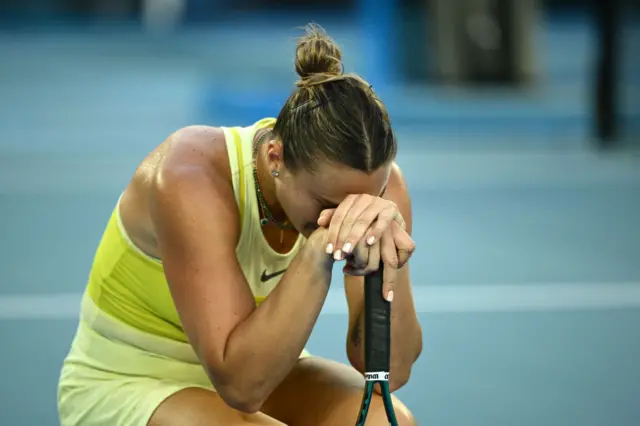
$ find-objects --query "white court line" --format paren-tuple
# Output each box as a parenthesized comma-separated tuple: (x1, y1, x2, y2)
(2, 283, 640, 320)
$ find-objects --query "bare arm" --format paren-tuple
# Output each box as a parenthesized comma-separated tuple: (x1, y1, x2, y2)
(344, 163, 422, 392)
(150, 129, 333, 413)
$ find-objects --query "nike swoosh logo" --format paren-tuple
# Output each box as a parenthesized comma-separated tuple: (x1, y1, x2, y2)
(261, 269, 287, 282)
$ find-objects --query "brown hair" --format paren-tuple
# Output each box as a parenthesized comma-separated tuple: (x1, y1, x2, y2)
(272, 23, 396, 173)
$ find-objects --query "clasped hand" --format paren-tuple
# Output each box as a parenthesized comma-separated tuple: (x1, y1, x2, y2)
(316, 194, 415, 302)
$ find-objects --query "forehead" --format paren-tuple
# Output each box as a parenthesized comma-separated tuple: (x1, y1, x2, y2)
(296, 161, 391, 202)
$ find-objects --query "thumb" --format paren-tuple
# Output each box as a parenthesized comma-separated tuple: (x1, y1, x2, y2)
(382, 264, 397, 303)
(380, 230, 398, 302)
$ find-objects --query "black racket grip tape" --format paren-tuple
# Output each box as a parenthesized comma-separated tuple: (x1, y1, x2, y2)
(364, 262, 391, 373)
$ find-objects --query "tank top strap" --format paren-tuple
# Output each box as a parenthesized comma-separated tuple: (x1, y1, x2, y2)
(223, 118, 277, 228)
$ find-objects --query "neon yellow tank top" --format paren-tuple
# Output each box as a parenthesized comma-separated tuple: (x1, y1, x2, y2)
(86, 118, 305, 342)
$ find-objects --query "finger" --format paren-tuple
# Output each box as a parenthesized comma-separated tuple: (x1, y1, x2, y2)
(380, 230, 398, 302)
(380, 228, 399, 270)
(363, 202, 398, 247)
(366, 237, 381, 275)
(344, 241, 379, 276)
(325, 195, 357, 259)
(391, 221, 416, 268)
(348, 239, 369, 270)
(340, 197, 389, 254)
(317, 208, 336, 227)
(397, 249, 412, 269)
(334, 195, 375, 256)
(382, 260, 397, 303)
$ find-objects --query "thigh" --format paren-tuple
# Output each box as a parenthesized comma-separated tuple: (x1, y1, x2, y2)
(261, 357, 416, 426)
(149, 387, 285, 426)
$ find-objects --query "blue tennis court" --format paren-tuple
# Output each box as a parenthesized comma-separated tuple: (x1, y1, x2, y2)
(1, 12, 639, 426)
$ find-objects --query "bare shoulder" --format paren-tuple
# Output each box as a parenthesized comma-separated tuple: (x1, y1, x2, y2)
(159, 125, 230, 175)
(119, 125, 235, 257)
(151, 124, 235, 212)
(123, 124, 231, 200)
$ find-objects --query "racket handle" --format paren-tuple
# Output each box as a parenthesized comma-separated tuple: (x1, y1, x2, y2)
(364, 262, 391, 377)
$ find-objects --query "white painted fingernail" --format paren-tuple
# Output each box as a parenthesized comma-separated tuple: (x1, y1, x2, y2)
(333, 250, 343, 260)
(367, 236, 375, 245)
(326, 243, 333, 254)
(342, 242, 352, 253)
(386, 291, 394, 302)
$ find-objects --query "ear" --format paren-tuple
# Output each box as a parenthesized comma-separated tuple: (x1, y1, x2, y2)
(266, 138, 284, 172)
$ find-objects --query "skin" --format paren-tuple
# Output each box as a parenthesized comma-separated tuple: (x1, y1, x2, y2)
(257, 128, 416, 299)
(117, 125, 421, 425)
(313, 167, 422, 393)
(258, 131, 422, 392)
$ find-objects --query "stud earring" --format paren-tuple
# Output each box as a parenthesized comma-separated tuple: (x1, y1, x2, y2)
(271, 170, 279, 177)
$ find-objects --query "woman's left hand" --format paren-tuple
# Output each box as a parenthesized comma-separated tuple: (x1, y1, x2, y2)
(317, 194, 410, 261)
(318, 195, 415, 302)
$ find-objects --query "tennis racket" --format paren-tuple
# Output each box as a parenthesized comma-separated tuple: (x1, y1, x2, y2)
(355, 262, 398, 426)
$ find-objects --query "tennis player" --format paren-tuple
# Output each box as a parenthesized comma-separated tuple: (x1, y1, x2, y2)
(57, 24, 423, 426)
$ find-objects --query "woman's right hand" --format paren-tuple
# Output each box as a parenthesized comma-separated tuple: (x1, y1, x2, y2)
(342, 221, 414, 302)
(317, 202, 415, 271)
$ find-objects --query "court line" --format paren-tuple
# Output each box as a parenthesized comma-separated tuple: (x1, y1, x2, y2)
(1, 282, 640, 320)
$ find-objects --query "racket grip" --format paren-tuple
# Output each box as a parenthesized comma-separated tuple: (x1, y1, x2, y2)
(364, 262, 391, 377)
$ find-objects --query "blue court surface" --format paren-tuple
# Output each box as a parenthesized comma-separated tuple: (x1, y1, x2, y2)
(1, 14, 640, 426)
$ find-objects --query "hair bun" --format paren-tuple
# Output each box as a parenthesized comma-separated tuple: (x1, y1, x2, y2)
(295, 23, 343, 86)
